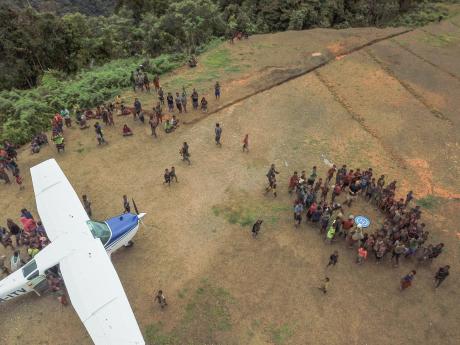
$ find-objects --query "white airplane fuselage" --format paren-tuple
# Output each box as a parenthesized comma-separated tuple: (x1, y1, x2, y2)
(0, 213, 144, 304)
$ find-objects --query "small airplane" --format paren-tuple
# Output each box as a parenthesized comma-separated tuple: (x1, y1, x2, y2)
(0, 159, 145, 345)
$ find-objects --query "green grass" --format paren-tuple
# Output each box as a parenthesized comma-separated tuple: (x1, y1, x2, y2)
(212, 199, 289, 227)
(203, 48, 232, 69)
(269, 323, 295, 345)
(145, 281, 234, 345)
(417, 195, 442, 209)
(422, 33, 459, 47)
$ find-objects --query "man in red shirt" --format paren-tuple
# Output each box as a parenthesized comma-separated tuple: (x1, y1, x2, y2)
(341, 215, 355, 238)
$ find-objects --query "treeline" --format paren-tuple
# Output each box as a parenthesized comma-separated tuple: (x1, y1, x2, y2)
(1, 0, 444, 91)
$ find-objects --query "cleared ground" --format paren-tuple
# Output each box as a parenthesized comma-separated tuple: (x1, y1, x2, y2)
(0, 16, 459, 345)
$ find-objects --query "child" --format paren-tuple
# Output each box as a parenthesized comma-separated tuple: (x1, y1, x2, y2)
(163, 169, 171, 186)
(326, 251, 339, 267)
(318, 277, 330, 294)
(242, 134, 249, 152)
(155, 290, 168, 309)
(294, 201, 303, 227)
(82, 195, 92, 218)
(200, 97, 208, 112)
(122, 124, 133, 136)
(123, 195, 131, 213)
(356, 246, 368, 264)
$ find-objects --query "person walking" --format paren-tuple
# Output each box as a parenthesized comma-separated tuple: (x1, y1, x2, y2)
(434, 265, 450, 288)
(94, 122, 106, 145)
(242, 134, 249, 152)
(326, 251, 339, 267)
(180, 142, 191, 165)
(252, 219, 263, 238)
(155, 290, 168, 309)
(169, 167, 178, 183)
(215, 123, 222, 147)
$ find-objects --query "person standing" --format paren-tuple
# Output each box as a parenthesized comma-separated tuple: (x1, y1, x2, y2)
(167, 93, 174, 112)
(434, 265, 450, 288)
(215, 81, 221, 99)
(326, 251, 339, 267)
(294, 201, 303, 227)
(252, 219, 263, 238)
(82, 195, 92, 218)
(400, 270, 416, 291)
(7, 219, 21, 247)
(242, 134, 249, 152)
(191, 89, 199, 110)
(134, 98, 142, 120)
(153, 75, 160, 93)
(215, 123, 222, 147)
(356, 246, 368, 265)
(181, 90, 187, 113)
(149, 115, 158, 138)
(163, 169, 171, 186)
(175, 92, 183, 113)
(158, 87, 165, 105)
(123, 195, 131, 213)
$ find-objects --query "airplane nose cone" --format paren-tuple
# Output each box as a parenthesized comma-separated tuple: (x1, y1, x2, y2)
(137, 213, 146, 220)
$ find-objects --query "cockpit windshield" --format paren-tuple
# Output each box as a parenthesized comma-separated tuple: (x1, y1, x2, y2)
(86, 220, 111, 245)
(22, 259, 37, 278)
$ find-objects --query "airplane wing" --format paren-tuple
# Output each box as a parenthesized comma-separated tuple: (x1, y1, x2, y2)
(31, 159, 90, 241)
(60, 237, 145, 345)
(31, 159, 145, 345)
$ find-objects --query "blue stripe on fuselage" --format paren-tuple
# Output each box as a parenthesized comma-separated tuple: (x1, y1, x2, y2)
(105, 213, 139, 248)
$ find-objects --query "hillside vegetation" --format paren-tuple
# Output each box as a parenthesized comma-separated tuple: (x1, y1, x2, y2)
(0, 0, 455, 144)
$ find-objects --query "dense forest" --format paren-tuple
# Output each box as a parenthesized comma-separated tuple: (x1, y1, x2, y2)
(0, 0, 454, 143)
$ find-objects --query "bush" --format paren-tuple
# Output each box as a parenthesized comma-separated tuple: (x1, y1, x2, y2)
(0, 54, 185, 144)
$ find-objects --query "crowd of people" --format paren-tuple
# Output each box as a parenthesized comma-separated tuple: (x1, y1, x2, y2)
(262, 162, 450, 291)
(1, 210, 49, 271)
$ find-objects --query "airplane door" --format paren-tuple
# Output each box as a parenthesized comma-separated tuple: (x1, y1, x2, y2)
(26, 274, 48, 296)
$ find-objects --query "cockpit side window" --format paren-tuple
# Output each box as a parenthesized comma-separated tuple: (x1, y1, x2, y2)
(22, 260, 37, 278)
(86, 221, 111, 245)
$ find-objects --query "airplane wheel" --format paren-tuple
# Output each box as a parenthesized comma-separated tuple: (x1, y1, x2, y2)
(124, 241, 134, 248)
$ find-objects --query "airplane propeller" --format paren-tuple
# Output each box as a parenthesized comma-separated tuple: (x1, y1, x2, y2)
(132, 198, 158, 229)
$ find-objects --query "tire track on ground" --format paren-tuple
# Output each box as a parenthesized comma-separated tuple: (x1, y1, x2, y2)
(313, 69, 407, 170)
(390, 38, 460, 82)
(364, 48, 453, 125)
(183, 29, 413, 126)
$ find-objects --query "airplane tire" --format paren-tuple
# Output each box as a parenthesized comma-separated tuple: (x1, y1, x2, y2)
(124, 240, 134, 248)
